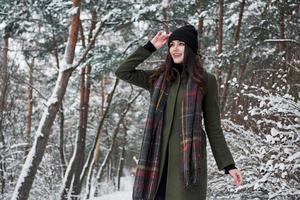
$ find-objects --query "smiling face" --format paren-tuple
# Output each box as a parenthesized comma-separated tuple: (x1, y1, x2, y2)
(169, 40, 185, 64)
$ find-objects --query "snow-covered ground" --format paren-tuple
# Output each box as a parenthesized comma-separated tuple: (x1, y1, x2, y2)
(91, 177, 133, 200)
(92, 190, 131, 200)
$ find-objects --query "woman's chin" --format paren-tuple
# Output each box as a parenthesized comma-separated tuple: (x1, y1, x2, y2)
(173, 59, 183, 64)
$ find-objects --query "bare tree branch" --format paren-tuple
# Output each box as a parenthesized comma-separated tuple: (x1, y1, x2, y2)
(263, 39, 300, 46)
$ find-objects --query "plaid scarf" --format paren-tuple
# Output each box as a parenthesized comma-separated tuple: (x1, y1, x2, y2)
(133, 72, 205, 200)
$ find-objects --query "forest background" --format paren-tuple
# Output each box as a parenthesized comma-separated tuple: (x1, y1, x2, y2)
(0, 0, 299, 199)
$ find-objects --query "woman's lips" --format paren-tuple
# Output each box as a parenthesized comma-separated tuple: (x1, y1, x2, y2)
(172, 53, 182, 58)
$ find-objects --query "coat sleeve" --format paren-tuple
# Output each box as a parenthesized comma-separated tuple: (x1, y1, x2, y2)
(115, 46, 155, 91)
(202, 73, 235, 171)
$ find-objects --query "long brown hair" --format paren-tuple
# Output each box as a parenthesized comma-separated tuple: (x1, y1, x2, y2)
(149, 44, 207, 89)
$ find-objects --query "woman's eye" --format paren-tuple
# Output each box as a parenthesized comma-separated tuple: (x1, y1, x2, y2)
(179, 42, 185, 46)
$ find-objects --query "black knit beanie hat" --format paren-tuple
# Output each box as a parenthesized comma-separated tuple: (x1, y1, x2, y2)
(168, 25, 198, 53)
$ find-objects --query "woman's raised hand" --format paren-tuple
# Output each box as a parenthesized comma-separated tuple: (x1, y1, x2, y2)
(150, 31, 172, 50)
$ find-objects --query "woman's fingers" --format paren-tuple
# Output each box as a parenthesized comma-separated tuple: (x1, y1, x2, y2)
(237, 171, 243, 186)
(160, 32, 171, 44)
(233, 173, 238, 186)
(229, 169, 243, 187)
(151, 31, 172, 49)
(157, 31, 171, 39)
(157, 31, 163, 36)
(152, 31, 162, 41)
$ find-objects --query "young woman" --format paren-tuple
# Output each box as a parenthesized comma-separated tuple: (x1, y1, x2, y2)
(115, 25, 243, 200)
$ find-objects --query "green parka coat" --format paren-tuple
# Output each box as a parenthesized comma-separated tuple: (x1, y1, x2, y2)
(115, 46, 235, 200)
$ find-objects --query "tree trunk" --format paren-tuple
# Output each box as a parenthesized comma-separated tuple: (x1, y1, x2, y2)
(59, 103, 67, 176)
(196, 0, 206, 66)
(116, 149, 124, 191)
(84, 78, 119, 199)
(57, 0, 82, 198)
(116, 132, 126, 191)
(233, 1, 245, 46)
(197, 19, 204, 50)
(65, 0, 81, 65)
(70, 64, 93, 198)
(12, 0, 81, 199)
(0, 36, 9, 195)
(70, 64, 86, 198)
(0, 159, 4, 194)
(0, 37, 9, 144)
(25, 58, 34, 141)
(220, 0, 245, 115)
(108, 160, 111, 182)
(72, 14, 94, 192)
(55, 43, 67, 177)
(95, 115, 122, 185)
(93, 91, 141, 197)
(216, 0, 224, 93)
(279, 9, 286, 51)
(61, 1, 85, 199)
(53, 39, 67, 177)
(61, 9, 96, 198)
(12, 0, 107, 198)
(12, 69, 73, 200)
(162, 0, 169, 33)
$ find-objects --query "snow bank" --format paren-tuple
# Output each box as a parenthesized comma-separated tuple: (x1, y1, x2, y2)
(90, 176, 133, 200)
